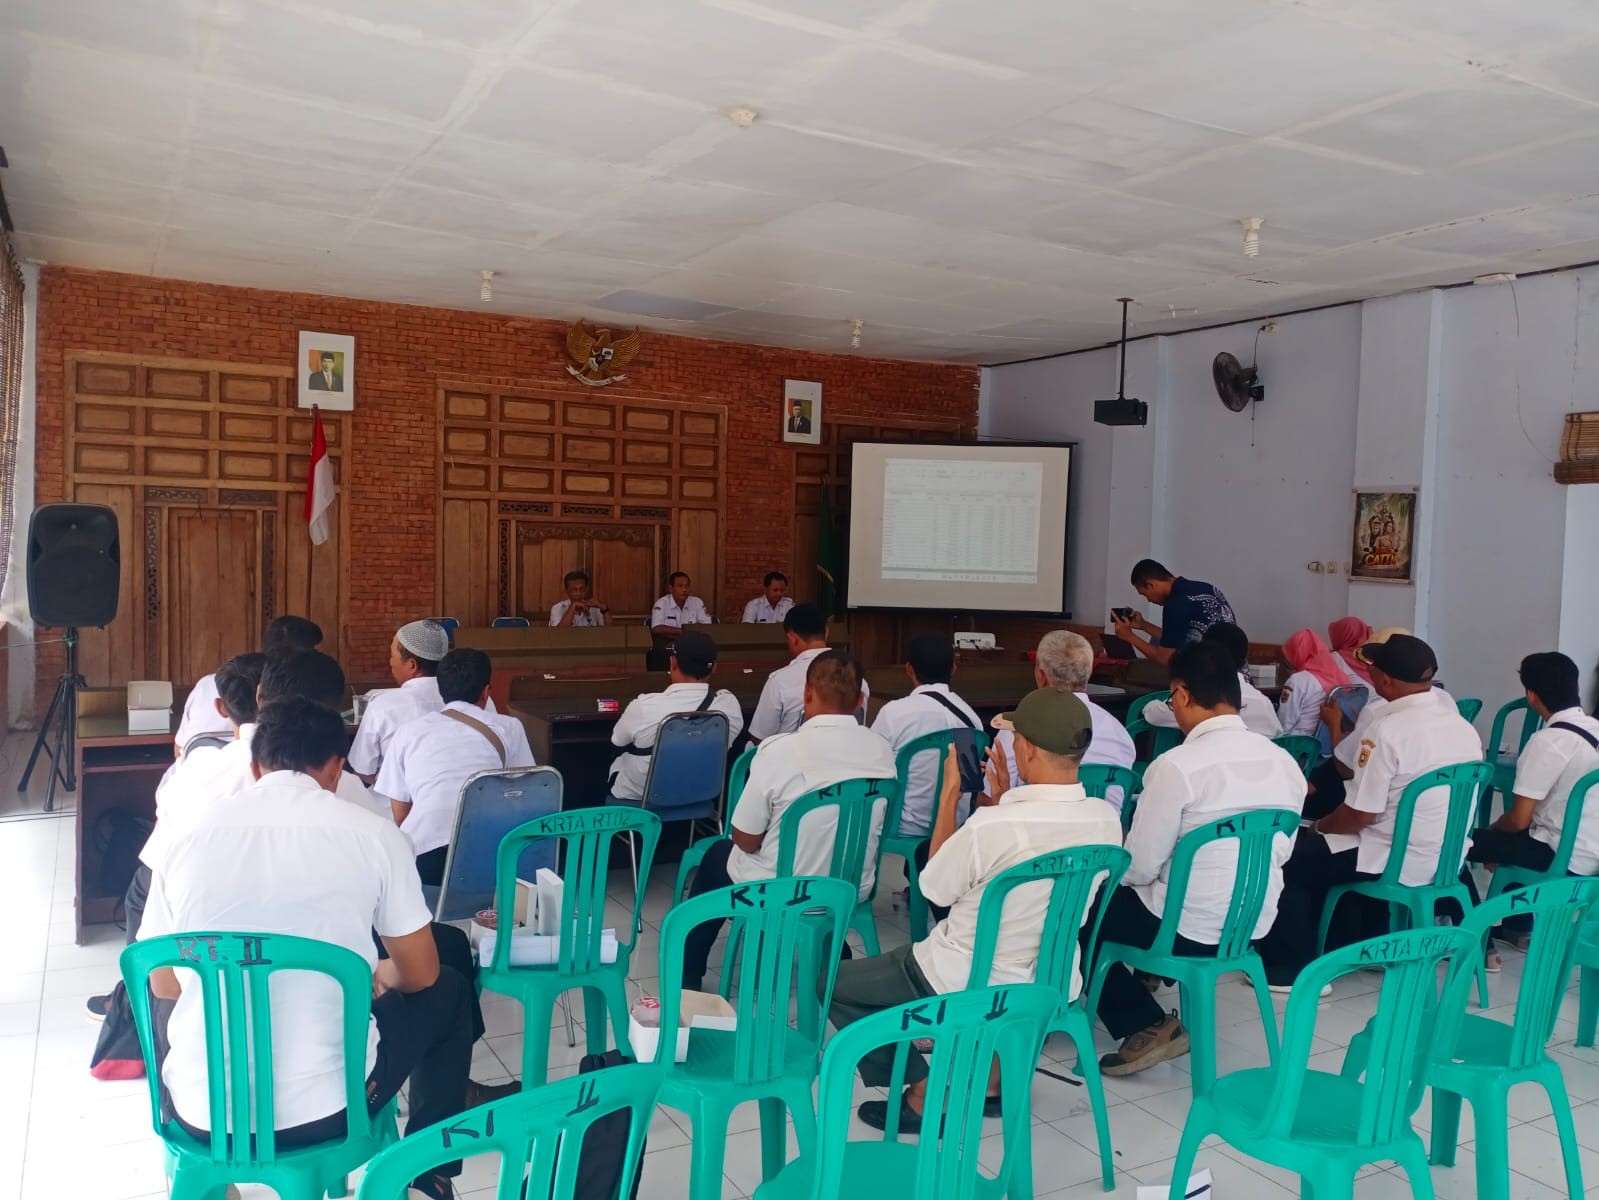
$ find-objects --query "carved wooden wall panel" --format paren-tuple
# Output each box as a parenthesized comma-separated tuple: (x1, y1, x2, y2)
(437, 383, 724, 625)
(64, 353, 351, 686)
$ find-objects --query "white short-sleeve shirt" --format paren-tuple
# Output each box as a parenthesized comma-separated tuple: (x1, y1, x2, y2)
(1276, 670, 1327, 737)
(748, 646, 870, 740)
(741, 595, 793, 625)
(998, 693, 1138, 809)
(915, 783, 1122, 998)
(142, 723, 389, 871)
(1124, 714, 1305, 943)
(1334, 690, 1484, 884)
(650, 594, 711, 630)
(347, 678, 497, 777)
(375, 702, 537, 857)
(869, 684, 982, 838)
(138, 770, 433, 1132)
(549, 599, 605, 627)
(606, 681, 745, 801)
(174, 673, 229, 750)
(1144, 674, 1282, 739)
(1335, 686, 1455, 768)
(1514, 707, 1599, 875)
(727, 715, 897, 898)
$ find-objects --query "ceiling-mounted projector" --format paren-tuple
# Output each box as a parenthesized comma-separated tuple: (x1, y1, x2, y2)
(1096, 298, 1147, 427)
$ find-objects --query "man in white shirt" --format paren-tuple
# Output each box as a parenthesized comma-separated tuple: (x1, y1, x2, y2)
(606, 630, 744, 803)
(678, 651, 895, 989)
(1141, 622, 1282, 739)
(829, 689, 1122, 1132)
(172, 614, 322, 750)
(996, 630, 1137, 809)
(376, 648, 536, 885)
(649, 571, 712, 637)
(548, 570, 607, 627)
(740, 571, 793, 625)
(138, 699, 476, 1200)
(1085, 642, 1305, 1076)
(870, 632, 981, 838)
(348, 620, 452, 782)
(1258, 634, 1481, 988)
(1465, 652, 1599, 941)
(748, 603, 866, 740)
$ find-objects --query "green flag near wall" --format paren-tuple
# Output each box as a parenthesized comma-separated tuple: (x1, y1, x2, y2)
(816, 487, 838, 615)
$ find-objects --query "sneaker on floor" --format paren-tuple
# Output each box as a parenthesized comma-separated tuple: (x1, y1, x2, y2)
(1099, 1014, 1189, 1077)
(85, 994, 112, 1023)
(1266, 975, 1333, 997)
(857, 1092, 1001, 1133)
(408, 1170, 453, 1199)
(1484, 948, 1503, 973)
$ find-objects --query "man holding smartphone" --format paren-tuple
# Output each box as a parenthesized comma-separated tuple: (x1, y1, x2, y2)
(1110, 559, 1235, 665)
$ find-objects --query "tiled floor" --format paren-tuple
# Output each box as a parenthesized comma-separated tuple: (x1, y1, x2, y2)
(4, 810, 1598, 1200)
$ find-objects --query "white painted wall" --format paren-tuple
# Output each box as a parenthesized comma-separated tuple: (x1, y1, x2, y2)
(983, 265, 1599, 715)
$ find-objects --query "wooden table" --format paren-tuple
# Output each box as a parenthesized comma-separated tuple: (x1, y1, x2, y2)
(73, 691, 175, 943)
(864, 662, 1132, 724)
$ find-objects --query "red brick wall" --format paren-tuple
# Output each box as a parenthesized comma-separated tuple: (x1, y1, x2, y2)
(34, 266, 978, 689)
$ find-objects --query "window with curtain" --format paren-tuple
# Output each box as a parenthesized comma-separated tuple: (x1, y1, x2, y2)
(0, 232, 23, 600)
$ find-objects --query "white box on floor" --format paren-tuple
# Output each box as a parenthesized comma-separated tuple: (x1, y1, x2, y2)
(127, 681, 173, 733)
(1137, 1168, 1212, 1200)
(628, 992, 737, 1063)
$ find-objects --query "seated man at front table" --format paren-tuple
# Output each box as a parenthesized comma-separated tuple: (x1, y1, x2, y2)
(1257, 634, 1481, 988)
(649, 571, 712, 637)
(995, 630, 1136, 809)
(748, 602, 867, 740)
(548, 569, 607, 627)
(1140, 622, 1282, 738)
(138, 699, 479, 1200)
(1110, 558, 1235, 665)
(869, 631, 981, 839)
(606, 630, 744, 804)
(741, 571, 793, 624)
(1084, 642, 1305, 1076)
(678, 650, 895, 990)
(348, 619, 452, 783)
(828, 689, 1123, 1131)
(376, 648, 536, 886)
(173, 614, 322, 751)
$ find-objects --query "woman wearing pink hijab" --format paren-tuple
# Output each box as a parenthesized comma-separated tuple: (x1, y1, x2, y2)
(1327, 616, 1374, 685)
(1278, 629, 1350, 734)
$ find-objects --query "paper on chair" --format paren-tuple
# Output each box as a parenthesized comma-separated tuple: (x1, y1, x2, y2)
(478, 928, 617, 966)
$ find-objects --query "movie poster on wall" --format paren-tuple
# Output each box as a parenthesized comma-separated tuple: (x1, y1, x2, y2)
(1349, 489, 1417, 583)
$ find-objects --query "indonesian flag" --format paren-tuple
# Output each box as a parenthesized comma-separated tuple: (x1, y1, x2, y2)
(304, 406, 334, 546)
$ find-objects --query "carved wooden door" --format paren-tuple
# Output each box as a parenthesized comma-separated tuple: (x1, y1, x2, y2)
(166, 508, 261, 685)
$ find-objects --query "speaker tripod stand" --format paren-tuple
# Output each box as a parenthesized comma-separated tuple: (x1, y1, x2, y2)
(19, 627, 83, 813)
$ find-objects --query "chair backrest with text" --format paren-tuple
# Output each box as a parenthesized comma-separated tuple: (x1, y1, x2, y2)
(775, 777, 896, 892)
(431, 766, 563, 922)
(1373, 762, 1493, 889)
(887, 727, 989, 839)
(1151, 808, 1301, 959)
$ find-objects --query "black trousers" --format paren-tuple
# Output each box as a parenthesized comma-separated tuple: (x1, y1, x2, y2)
(1083, 886, 1218, 1040)
(1457, 830, 1559, 928)
(373, 923, 485, 1044)
(415, 846, 449, 887)
(125, 864, 153, 945)
(1256, 832, 1371, 982)
(1303, 760, 1347, 821)
(681, 838, 737, 989)
(174, 966, 476, 1178)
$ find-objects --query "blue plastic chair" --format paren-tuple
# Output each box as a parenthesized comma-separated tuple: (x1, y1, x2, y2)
(491, 616, 530, 628)
(632, 710, 731, 891)
(425, 767, 563, 922)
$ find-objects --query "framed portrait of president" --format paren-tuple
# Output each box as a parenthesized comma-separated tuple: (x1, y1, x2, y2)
(297, 331, 355, 411)
(782, 379, 821, 445)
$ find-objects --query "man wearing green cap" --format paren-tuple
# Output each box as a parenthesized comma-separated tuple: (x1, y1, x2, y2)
(827, 687, 1122, 1132)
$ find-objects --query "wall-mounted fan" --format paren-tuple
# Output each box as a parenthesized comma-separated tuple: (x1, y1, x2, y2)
(1212, 351, 1264, 412)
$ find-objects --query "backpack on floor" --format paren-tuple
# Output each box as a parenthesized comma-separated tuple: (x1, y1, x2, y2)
(574, 1049, 648, 1200)
(88, 981, 146, 1081)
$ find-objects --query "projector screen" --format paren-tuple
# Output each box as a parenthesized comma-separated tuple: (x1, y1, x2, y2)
(846, 442, 1072, 613)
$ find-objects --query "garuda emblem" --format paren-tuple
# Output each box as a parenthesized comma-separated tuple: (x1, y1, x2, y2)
(565, 320, 641, 387)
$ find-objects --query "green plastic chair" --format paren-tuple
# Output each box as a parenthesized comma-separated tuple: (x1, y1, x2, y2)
(1272, 733, 1321, 777)
(653, 876, 856, 1199)
(1479, 698, 1545, 828)
(1414, 878, 1597, 1200)
(879, 728, 989, 941)
(1455, 697, 1484, 724)
(967, 844, 1131, 1192)
(1086, 808, 1301, 1096)
(1079, 762, 1140, 829)
(1125, 689, 1183, 765)
(673, 744, 758, 901)
(120, 932, 398, 1200)
(480, 806, 660, 1086)
(1484, 768, 1599, 900)
(1577, 919, 1599, 1049)
(355, 1061, 661, 1199)
(1165, 926, 1478, 1200)
(1315, 761, 1494, 1008)
(752, 984, 1058, 1200)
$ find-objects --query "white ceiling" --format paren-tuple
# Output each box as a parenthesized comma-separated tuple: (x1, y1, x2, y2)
(4, 0, 1599, 363)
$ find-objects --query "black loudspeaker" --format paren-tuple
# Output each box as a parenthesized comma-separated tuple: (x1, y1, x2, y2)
(26, 503, 121, 628)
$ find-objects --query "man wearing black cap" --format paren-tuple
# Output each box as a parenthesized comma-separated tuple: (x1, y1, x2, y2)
(827, 688, 1123, 1132)
(606, 630, 744, 803)
(1258, 633, 1481, 988)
